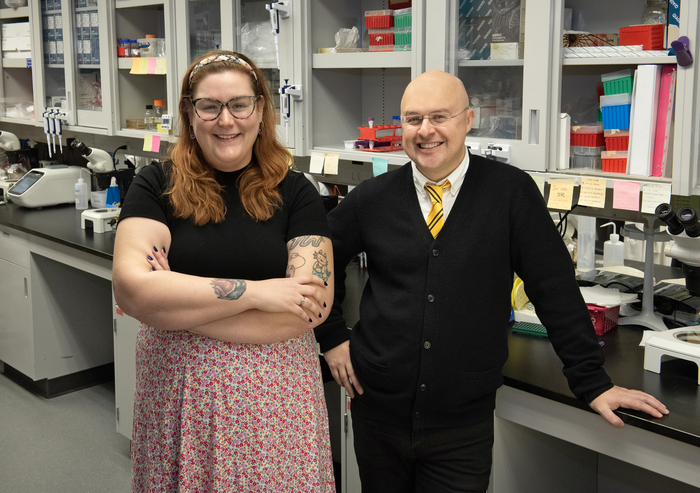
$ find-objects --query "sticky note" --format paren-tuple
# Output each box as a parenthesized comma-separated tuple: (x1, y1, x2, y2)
(155, 57, 166, 74)
(372, 157, 388, 176)
(147, 57, 157, 74)
(530, 175, 546, 197)
(130, 58, 139, 74)
(641, 183, 672, 214)
(309, 152, 325, 174)
(143, 134, 161, 153)
(547, 180, 575, 210)
(612, 180, 641, 211)
(578, 177, 607, 208)
(157, 124, 169, 134)
(324, 154, 339, 175)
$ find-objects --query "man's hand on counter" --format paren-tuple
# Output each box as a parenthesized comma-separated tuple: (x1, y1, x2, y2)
(589, 385, 669, 428)
(324, 340, 364, 398)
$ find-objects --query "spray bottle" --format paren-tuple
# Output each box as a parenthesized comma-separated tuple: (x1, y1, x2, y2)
(601, 222, 624, 267)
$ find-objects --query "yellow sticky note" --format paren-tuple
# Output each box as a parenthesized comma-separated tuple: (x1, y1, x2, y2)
(641, 183, 672, 214)
(130, 58, 139, 74)
(143, 134, 153, 152)
(138, 58, 148, 74)
(612, 180, 641, 211)
(324, 153, 339, 175)
(578, 177, 607, 208)
(157, 123, 169, 134)
(155, 57, 166, 75)
(547, 180, 575, 210)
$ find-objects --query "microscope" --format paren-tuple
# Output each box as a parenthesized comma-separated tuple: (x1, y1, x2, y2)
(0, 130, 21, 151)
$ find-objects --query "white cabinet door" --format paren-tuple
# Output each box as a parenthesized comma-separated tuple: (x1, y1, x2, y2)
(113, 302, 140, 441)
(0, 6, 36, 125)
(0, 258, 33, 377)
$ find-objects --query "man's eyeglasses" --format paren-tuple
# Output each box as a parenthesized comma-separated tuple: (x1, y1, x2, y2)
(189, 96, 259, 121)
(401, 106, 470, 127)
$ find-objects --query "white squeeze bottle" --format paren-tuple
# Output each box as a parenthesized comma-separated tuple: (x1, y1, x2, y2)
(75, 177, 88, 210)
(601, 222, 624, 267)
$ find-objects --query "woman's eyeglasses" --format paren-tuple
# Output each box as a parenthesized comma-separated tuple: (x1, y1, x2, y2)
(189, 96, 259, 121)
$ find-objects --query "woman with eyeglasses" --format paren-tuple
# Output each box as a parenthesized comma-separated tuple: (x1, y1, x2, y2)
(112, 50, 335, 491)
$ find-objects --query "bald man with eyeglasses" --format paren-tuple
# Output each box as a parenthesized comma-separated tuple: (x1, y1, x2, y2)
(315, 70, 667, 493)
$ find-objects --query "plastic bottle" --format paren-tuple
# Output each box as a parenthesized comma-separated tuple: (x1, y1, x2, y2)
(153, 100, 165, 128)
(601, 222, 625, 267)
(576, 215, 596, 270)
(145, 104, 156, 131)
(75, 177, 88, 210)
(393, 115, 402, 135)
(368, 117, 374, 128)
(130, 39, 140, 58)
(117, 38, 128, 58)
(105, 176, 120, 208)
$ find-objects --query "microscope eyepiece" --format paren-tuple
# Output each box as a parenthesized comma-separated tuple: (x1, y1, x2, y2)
(655, 203, 685, 235)
(677, 207, 700, 238)
(70, 139, 92, 157)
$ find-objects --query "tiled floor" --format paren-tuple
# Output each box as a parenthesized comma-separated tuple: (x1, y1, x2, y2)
(0, 363, 132, 493)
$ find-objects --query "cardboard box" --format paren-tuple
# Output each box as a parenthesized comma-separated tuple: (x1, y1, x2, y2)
(54, 14, 63, 42)
(490, 41, 523, 59)
(459, 0, 494, 18)
(89, 10, 99, 38)
(2, 22, 30, 38)
(461, 16, 492, 60)
(492, 0, 525, 44)
(81, 12, 90, 39)
(2, 51, 31, 59)
(2, 37, 30, 51)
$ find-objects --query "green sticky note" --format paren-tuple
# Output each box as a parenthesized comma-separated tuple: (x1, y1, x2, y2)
(372, 157, 388, 176)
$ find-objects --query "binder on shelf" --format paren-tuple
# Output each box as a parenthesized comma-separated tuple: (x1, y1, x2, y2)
(627, 65, 662, 176)
(651, 65, 677, 177)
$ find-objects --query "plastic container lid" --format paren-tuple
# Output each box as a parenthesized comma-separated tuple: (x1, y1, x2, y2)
(600, 93, 632, 107)
(571, 146, 605, 156)
(146, 104, 153, 109)
(365, 10, 393, 16)
(602, 150, 629, 158)
(601, 69, 633, 82)
(604, 129, 630, 137)
(394, 7, 412, 15)
(154, 100, 164, 106)
(145, 34, 156, 38)
(571, 123, 604, 134)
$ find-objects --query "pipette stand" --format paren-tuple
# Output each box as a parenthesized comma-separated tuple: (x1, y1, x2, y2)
(618, 218, 672, 332)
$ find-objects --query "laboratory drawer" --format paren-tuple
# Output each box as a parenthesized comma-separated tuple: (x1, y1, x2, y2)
(0, 225, 29, 268)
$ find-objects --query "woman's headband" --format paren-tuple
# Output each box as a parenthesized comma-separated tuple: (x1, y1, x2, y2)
(188, 54, 258, 84)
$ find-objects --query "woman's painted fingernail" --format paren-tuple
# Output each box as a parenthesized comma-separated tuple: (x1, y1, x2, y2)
(147, 255, 153, 261)
(151, 266, 155, 271)
(324, 281, 328, 286)
(309, 318, 313, 323)
(318, 313, 323, 318)
(153, 246, 158, 253)
(163, 246, 167, 254)
(323, 302, 327, 308)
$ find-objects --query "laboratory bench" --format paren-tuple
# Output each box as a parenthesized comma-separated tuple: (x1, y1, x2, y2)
(0, 203, 114, 397)
(2, 203, 700, 491)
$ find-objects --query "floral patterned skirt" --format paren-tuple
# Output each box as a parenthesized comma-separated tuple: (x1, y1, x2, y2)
(131, 325, 335, 492)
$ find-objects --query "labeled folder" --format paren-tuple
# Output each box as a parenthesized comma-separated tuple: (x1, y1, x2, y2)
(627, 65, 662, 176)
(651, 65, 676, 177)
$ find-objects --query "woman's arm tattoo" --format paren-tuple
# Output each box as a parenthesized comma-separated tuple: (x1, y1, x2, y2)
(288, 235, 325, 251)
(211, 279, 247, 300)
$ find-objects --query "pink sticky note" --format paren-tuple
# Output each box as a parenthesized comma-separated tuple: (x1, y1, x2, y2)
(612, 180, 641, 211)
(147, 57, 157, 74)
(150, 135, 161, 153)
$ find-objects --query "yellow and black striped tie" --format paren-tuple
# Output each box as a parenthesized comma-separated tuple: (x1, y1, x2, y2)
(425, 180, 451, 238)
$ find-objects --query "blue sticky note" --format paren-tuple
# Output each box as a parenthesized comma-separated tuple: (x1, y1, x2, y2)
(372, 157, 388, 176)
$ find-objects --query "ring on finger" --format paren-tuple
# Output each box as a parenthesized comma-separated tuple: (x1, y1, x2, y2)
(300, 296, 306, 306)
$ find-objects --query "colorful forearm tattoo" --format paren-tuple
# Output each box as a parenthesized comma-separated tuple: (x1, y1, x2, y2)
(211, 279, 247, 300)
(287, 236, 331, 282)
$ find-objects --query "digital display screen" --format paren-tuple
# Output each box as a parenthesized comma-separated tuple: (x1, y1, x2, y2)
(9, 171, 42, 195)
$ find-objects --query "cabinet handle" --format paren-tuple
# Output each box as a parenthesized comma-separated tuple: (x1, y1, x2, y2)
(24, 277, 28, 298)
(529, 109, 539, 145)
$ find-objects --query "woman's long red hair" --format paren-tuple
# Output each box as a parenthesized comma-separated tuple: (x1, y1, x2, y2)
(166, 50, 290, 225)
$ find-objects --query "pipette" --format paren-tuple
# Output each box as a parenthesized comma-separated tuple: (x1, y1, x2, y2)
(43, 111, 52, 158)
(265, 2, 290, 71)
(48, 111, 57, 155)
(55, 111, 63, 153)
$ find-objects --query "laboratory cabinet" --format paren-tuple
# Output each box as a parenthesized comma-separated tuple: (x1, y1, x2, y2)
(174, 0, 309, 153)
(0, 6, 36, 124)
(113, 301, 139, 440)
(0, 217, 114, 397)
(29, 0, 117, 131)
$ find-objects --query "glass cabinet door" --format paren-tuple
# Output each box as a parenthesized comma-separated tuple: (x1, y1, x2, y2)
(33, 0, 114, 130)
(237, 0, 298, 152)
(437, 0, 559, 171)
